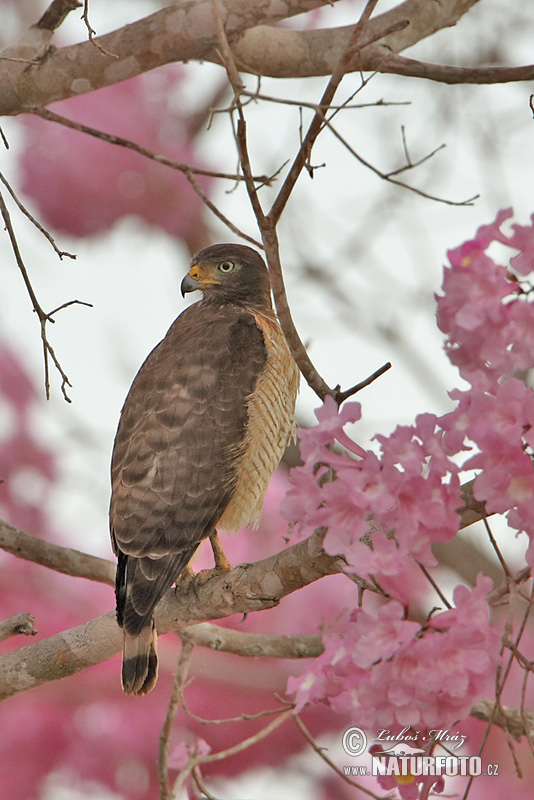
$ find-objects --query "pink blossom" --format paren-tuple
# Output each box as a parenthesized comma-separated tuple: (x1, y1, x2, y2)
(168, 738, 211, 771)
(289, 577, 499, 732)
(286, 402, 462, 581)
(297, 395, 365, 462)
(18, 69, 211, 248)
(437, 209, 534, 389)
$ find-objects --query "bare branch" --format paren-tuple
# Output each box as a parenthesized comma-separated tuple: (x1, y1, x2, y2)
(0, 0, 344, 115)
(81, 0, 119, 59)
(32, 107, 270, 185)
(183, 169, 262, 248)
(241, 89, 411, 112)
(293, 715, 388, 799)
(324, 119, 479, 207)
(471, 699, 534, 744)
(335, 362, 392, 404)
(0, 169, 76, 260)
(183, 623, 323, 659)
(0, 517, 115, 586)
(374, 49, 534, 85)
(0, 613, 37, 643)
(0, 528, 342, 701)
(180, 696, 294, 727)
(6, 0, 526, 118)
(268, 0, 381, 225)
(0, 187, 77, 400)
(194, 708, 294, 766)
(36, 0, 82, 33)
(159, 639, 194, 800)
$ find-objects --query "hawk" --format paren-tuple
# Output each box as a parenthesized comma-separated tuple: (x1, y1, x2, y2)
(110, 243, 299, 695)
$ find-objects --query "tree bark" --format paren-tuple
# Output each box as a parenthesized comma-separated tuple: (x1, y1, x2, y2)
(0, 0, 493, 116)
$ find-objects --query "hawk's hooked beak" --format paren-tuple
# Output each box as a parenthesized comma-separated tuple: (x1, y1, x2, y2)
(181, 264, 220, 297)
(180, 271, 200, 297)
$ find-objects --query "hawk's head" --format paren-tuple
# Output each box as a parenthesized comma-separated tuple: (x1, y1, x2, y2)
(181, 244, 272, 309)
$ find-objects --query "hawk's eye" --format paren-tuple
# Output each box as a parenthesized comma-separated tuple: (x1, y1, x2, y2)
(218, 260, 235, 273)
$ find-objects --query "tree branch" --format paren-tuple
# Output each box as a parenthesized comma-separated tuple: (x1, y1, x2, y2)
(36, 0, 82, 33)
(0, 517, 115, 586)
(471, 699, 534, 744)
(3, 0, 527, 118)
(0, 0, 342, 115)
(0, 528, 342, 701)
(183, 623, 323, 659)
(0, 469, 508, 703)
(0, 613, 37, 642)
(374, 49, 534, 85)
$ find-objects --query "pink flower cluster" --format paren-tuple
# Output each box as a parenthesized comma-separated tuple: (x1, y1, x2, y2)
(282, 397, 463, 580)
(284, 209, 534, 750)
(19, 69, 211, 249)
(437, 209, 534, 562)
(437, 208, 534, 390)
(289, 576, 498, 731)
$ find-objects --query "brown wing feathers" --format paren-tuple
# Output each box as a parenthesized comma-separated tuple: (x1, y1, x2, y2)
(111, 302, 268, 694)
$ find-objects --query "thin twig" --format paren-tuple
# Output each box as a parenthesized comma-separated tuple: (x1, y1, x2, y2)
(293, 715, 389, 800)
(241, 89, 410, 112)
(212, 0, 397, 405)
(335, 362, 392, 404)
(325, 119, 479, 207)
(158, 639, 194, 800)
(0, 188, 75, 401)
(268, 0, 381, 226)
(417, 561, 452, 609)
(32, 107, 271, 185)
(180, 695, 295, 727)
(483, 516, 512, 578)
(183, 169, 262, 248)
(200, 708, 294, 764)
(0, 56, 40, 65)
(82, 0, 119, 59)
(170, 708, 294, 797)
(0, 170, 76, 260)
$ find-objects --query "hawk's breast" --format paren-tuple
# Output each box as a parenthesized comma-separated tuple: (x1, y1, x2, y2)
(217, 310, 299, 532)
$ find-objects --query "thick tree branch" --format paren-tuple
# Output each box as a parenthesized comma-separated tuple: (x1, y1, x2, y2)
(0, 0, 341, 115)
(183, 623, 323, 659)
(0, 517, 115, 586)
(3, 0, 527, 118)
(230, 0, 480, 78)
(0, 529, 341, 701)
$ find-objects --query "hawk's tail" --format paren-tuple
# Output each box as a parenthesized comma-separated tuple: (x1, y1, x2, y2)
(121, 621, 158, 695)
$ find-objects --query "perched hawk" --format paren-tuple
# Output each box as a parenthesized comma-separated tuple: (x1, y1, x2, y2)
(110, 244, 299, 695)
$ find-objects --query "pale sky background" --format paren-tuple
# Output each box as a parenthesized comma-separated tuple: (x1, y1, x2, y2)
(1, 1, 533, 797)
